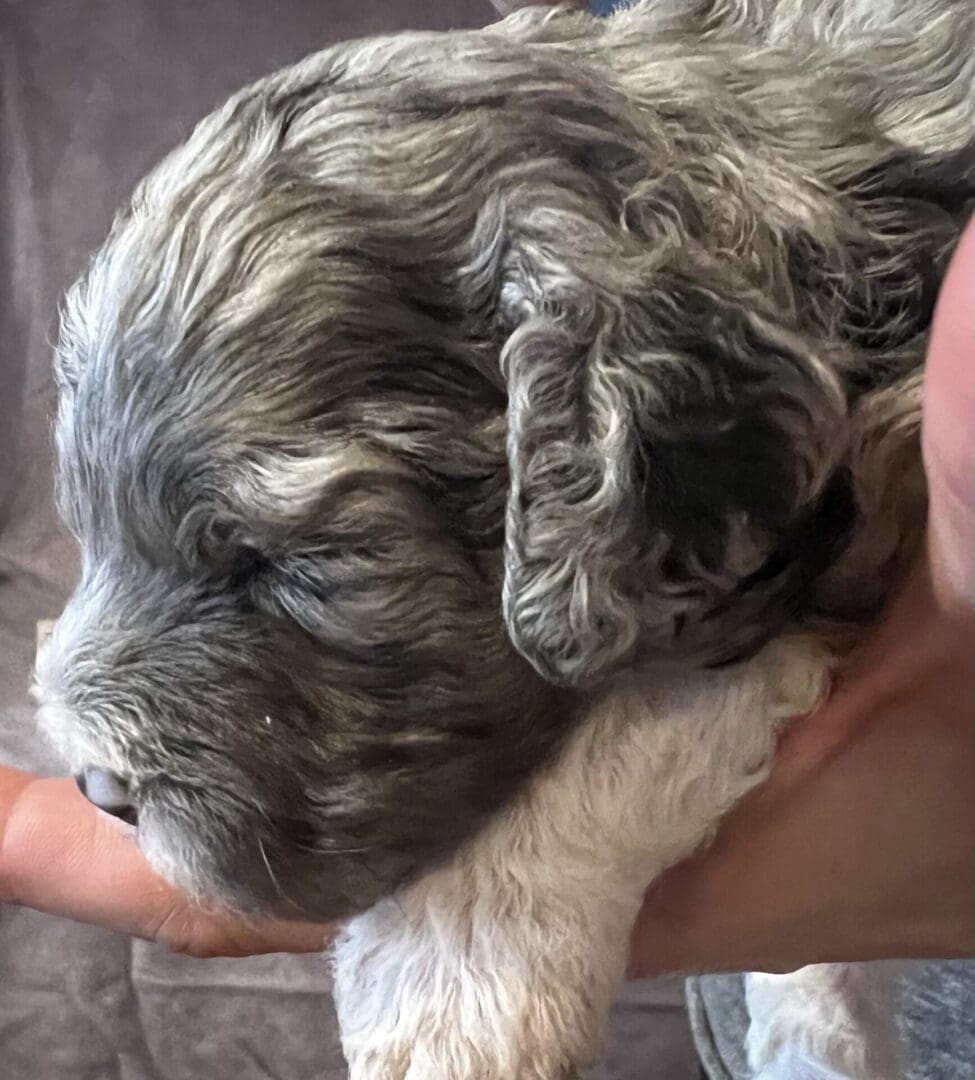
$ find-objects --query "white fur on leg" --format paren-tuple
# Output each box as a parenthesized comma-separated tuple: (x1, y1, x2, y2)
(332, 638, 830, 1080)
(747, 963, 905, 1079)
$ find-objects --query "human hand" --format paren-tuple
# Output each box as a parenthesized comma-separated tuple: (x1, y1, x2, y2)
(0, 767, 333, 958)
(628, 216, 975, 978)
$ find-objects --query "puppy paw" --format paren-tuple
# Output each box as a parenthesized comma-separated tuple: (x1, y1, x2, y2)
(333, 897, 612, 1080)
(344, 1031, 581, 1080)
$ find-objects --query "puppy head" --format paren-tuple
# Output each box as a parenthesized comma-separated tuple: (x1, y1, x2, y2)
(34, 39, 576, 919)
(37, 16, 947, 915)
(36, 453, 560, 918)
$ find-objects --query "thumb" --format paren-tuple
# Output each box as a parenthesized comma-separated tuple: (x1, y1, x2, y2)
(0, 769, 332, 957)
(922, 214, 975, 608)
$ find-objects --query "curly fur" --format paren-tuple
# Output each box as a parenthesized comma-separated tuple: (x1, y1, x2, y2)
(33, 0, 973, 1076)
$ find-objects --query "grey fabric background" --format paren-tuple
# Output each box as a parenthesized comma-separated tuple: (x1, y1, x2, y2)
(0, 1, 697, 1076)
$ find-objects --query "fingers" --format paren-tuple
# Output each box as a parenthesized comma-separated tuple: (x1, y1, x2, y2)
(2, 771, 165, 936)
(0, 766, 35, 903)
(147, 895, 334, 959)
(148, 903, 334, 959)
(0, 768, 332, 957)
(923, 214, 975, 608)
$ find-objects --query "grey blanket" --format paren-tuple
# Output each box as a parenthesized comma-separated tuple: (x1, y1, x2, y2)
(0, 1, 696, 1076)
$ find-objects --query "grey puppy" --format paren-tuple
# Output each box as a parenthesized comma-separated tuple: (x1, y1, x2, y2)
(35, 0, 973, 1075)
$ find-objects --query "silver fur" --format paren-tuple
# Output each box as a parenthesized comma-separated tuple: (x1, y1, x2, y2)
(36, 0, 972, 937)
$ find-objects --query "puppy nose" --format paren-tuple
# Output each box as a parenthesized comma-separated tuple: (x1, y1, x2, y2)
(75, 768, 138, 826)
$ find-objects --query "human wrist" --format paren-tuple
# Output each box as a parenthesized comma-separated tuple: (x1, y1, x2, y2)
(630, 687, 975, 978)
(628, 560, 975, 979)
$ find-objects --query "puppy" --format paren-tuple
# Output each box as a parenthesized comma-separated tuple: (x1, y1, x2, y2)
(34, 1, 973, 1076)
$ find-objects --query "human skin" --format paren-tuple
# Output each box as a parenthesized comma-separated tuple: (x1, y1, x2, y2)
(1, 217, 972, 966)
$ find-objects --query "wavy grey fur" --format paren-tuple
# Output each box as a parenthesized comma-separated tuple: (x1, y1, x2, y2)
(37, 0, 973, 919)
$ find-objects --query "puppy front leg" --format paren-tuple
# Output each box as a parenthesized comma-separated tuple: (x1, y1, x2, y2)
(333, 639, 830, 1080)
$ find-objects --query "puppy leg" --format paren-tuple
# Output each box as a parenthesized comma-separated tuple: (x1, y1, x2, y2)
(333, 638, 830, 1080)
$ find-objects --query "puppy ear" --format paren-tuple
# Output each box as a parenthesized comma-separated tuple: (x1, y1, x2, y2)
(500, 269, 849, 686)
(501, 316, 643, 685)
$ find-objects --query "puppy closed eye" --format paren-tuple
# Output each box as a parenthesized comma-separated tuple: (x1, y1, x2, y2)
(198, 519, 271, 584)
(228, 545, 271, 587)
